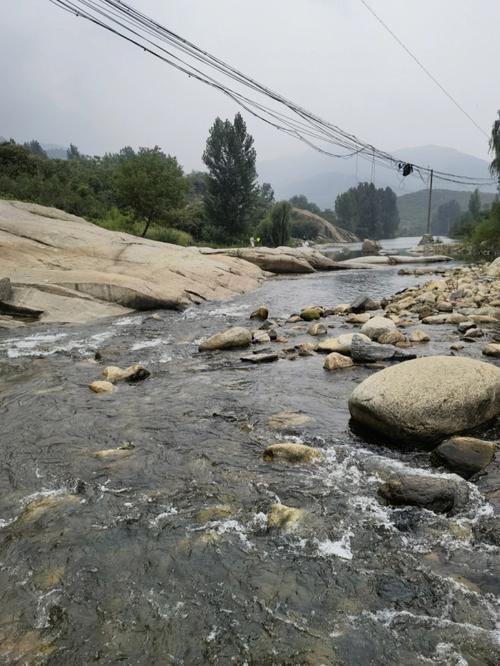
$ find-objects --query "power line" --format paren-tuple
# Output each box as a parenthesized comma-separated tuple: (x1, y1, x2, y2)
(47, 0, 496, 188)
(359, 0, 489, 140)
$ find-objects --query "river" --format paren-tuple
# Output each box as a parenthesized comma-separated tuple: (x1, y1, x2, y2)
(0, 255, 499, 665)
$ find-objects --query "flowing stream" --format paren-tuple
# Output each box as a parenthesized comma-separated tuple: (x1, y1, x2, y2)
(0, 259, 499, 665)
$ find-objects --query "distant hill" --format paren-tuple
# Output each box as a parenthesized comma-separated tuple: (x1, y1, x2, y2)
(258, 145, 496, 208)
(397, 188, 497, 235)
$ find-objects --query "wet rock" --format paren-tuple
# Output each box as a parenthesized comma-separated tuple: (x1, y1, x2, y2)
(377, 330, 407, 346)
(350, 335, 416, 363)
(308, 322, 327, 336)
(89, 380, 115, 394)
(431, 436, 497, 479)
(94, 443, 135, 459)
(300, 306, 322, 321)
(349, 356, 500, 447)
(240, 351, 279, 364)
(360, 316, 396, 341)
(199, 326, 252, 351)
(362, 239, 381, 255)
(250, 306, 268, 320)
(351, 294, 379, 313)
(437, 301, 453, 312)
(450, 342, 464, 351)
(286, 314, 302, 323)
(333, 303, 351, 314)
(409, 329, 430, 343)
(149, 313, 162, 321)
(463, 327, 484, 338)
(196, 505, 233, 524)
(295, 342, 317, 354)
(252, 330, 271, 344)
(267, 410, 312, 429)
(482, 342, 500, 357)
(317, 333, 370, 355)
(457, 320, 476, 333)
(421, 313, 468, 325)
(267, 503, 304, 530)
(263, 442, 323, 463)
(18, 494, 80, 525)
(346, 312, 371, 324)
(102, 364, 151, 382)
(378, 474, 469, 514)
(323, 352, 354, 370)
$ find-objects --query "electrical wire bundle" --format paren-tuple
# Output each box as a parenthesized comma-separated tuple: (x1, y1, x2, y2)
(48, 0, 496, 188)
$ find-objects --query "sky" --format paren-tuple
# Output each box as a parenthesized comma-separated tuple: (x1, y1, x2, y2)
(1, 0, 499, 172)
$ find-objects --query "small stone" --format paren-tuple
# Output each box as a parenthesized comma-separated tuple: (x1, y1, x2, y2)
(450, 342, 464, 351)
(199, 326, 252, 351)
(89, 380, 115, 394)
(431, 436, 497, 479)
(300, 306, 322, 321)
(323, 352, 354, 370)
(263, 442, 323, 463)
(252, 331, 271, 344)
(333, 304, 351, 315)
(250, 306, 269, 320)
(149, 313, 162, 321)
(360, 316, 397, 341)
(102, 364, 151, 382)
(267, 503, 304, 530)
(240, 352, 279, 364)
(378, 330, 407, 346)
(286, 315, 302, 323)
(318, 333, 371, 355)
(437, 301, 453, 312)
(409, 329, 430, 343)
(463, 327, 484, 338)
(94, 444, 135, 459)
(346, 313, 371, 324)
(351, 295, 378, 313)
(378, 475, 468, 514)
(483, 342, 500, 357)
(308, 322, 327, 336)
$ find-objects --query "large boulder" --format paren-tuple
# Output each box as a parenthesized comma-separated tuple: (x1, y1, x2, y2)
(431, 436, 497, 479)
(199, 326, 252, 351)
(360, 316, 397, 341)
(0, 200, 264, 324)
(348, 356, 500, 447)
(378, 474, 469, 514)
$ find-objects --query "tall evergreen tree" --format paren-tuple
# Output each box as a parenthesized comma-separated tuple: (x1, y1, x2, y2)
(468, 188, 481, 220)
(334, 182, 399, 239)
(202, 113, 257, 243)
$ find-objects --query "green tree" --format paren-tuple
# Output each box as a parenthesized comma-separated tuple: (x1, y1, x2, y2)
(334, 182, 399, 239)
(288, 194, 321, 215)
(468, 188, 481, 219)
(115, 146, 187, 237)
(433, 199, 461, 235)
(202, 112, 257, 243)
(67, 144, 81, 160)
(23, 140, 48, 159)
(255, 201, 291, 247)
(490, 110, 500, 193)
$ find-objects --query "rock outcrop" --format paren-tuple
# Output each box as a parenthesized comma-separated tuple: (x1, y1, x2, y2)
(0, 199, 265, 324)
(348, 356, 500, 448)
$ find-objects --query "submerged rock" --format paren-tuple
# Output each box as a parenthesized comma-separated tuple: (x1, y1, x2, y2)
(378, 475, 469, 514)
(267, 410, 312, 429)
(323, 352, 354, 370)
(89, 380, 115, 394)
(199, 326, 252, 351)
(409, 329, 430, 343)
(431, 436, 497, 479)
(252, 330, 271, 344)
(94, 443, 135, 459)
(102, 364, 150, 382)
(267, 503, 304, 530)
(240, 351, 279, 364)
(348, 356, 500, 447)
(350, 335, 416, 363)
(263, 442, 323, 463)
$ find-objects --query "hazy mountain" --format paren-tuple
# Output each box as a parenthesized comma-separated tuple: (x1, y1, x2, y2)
(258, 145, 496, 208)
(397, 188, 496, 236)
(42, 143, 68, 160)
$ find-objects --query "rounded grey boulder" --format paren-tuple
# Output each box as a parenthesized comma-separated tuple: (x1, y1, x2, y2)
(348, 356, 500, 448)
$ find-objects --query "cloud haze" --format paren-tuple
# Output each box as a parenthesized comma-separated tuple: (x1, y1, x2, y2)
(1, 0, 499, 171)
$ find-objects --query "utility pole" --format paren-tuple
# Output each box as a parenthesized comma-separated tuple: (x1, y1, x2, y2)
(426, 169, 434, 236)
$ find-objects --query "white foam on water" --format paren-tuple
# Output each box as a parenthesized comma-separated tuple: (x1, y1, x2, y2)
(113, 315, 144, 327)
(206, 626, 218, 642)
(206, 518, 254, 550)
(131, 337, 172, 351)
(315, 532, 353, 560)
(1, 329, 115, 358)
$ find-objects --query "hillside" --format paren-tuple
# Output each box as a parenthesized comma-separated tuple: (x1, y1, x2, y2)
(258, 145, 496, 208)
(397, 188, 496, 235)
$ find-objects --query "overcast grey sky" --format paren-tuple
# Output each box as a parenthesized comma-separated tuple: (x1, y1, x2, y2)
(1, 0, 498, 171)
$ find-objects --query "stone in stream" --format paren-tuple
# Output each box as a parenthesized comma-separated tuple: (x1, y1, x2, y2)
(102, 364, 151, 383)
(346, 312, 371, 324)
(89, 380, 115, 394)
(422, 313, 468, 325)
(431, 436, 497, 479)
(457, 320, 476, 333)
(308, 322, 327, 336)
(300, 306, 322, 321)
(483, 342, 500, 357)
(450, 342, 464, 352)
(377, 330, 407, 346)
(333, 303, 351, 314)
(409, 329, 430, 343)
(360, 316, 397, 341)
(267, 410, 312, 429)
(199, 326, 252, 351)
(240, 351, 279, 364)
(94, 443, 135, 459)
(317, 333, 371, 355)
(463, 327, 484, 338)
(267, 503, 304, 530)
(252, 330, 271, 344)
(378, 475, 469, 514)
(250, 306, 268, 320)
(350, 294, 379, 313)
(348, 356, 500, 448)
(323, 352, 354, 371)
(350, 335, 416, 363)
(263, 442, 323, 463)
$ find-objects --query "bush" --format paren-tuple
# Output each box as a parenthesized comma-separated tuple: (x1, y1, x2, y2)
(147, 226, 193, 246)
(470, 203, 500, 259)
(255, 201, 291, 247)
(290, 216, 321, 240)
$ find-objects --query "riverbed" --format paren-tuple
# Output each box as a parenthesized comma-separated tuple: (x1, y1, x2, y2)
(0, 263, 499, 665)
